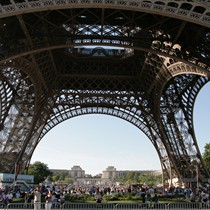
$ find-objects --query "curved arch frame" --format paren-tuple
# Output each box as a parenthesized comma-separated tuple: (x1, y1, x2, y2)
(0, 0, 210, 28)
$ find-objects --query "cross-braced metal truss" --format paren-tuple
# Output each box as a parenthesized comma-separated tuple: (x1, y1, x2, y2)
(0, 0, 210, 182)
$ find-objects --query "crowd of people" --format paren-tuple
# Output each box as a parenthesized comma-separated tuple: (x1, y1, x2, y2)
(0, 185, 65, 210)
(33, 188, 64, 210)
(0, 183, 210, 208)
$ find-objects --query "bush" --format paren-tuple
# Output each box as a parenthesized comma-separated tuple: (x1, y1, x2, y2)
(103, 193, 120, 201)
(103, 193, 141, 202)
(12, 198, 25, 203)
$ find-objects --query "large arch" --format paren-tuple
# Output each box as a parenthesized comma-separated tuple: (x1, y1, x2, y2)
(0, 0, 210, 183)
(31, 114, 163, 175)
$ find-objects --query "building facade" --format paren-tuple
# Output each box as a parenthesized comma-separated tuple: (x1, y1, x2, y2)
(68, 166, 85, 178)
(51, 165, 161, 180)
(102, 166, 162, 180)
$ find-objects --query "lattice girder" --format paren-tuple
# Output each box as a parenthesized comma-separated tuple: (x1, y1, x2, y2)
(0, 0, 209, 182)
(160, 75, 210, 180)
(28, 89, 171, 178)
(0, 80, 13, 128)
(1, 6, 210, 75)
(0, 58, 45, 172)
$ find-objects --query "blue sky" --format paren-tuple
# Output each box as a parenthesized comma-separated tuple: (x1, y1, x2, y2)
(31, 82, 210, 176)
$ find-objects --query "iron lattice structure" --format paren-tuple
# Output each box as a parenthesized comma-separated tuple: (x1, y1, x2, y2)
(0, 0, 210, 182)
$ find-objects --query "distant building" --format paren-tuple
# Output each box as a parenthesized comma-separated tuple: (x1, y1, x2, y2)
(101, 166, 162, 180)
(50, 166, 85, 178)
(69, 166, 85, 178)
(102, 166, 117, 179)
(50, 169, 69, 174)
(50, 165, 161, 183)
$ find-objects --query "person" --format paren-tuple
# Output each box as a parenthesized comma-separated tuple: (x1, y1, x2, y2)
(34, 188, 41, 210)
(6, 191, 13, 203)
(189, 191, 196, 202)
(95, 192, 102, 203)
(200, 191, 209, 208)
(152, 193, 159, 208)
(45, 191, 52, 210)
(153, 193, 158, 204)
(146, 192, 152, 208)
(59, 193, 65, 207)
(146, 192, 151, 203)
(141, 188, 146, 203)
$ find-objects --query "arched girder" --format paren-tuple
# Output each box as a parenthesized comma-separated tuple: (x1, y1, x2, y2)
(41, 93, 155, 139)
(0, 0, 210, 28)
(130, 54, 209, 126)
(0, 35, 210, 77)
(25, 104, 170, 179)
(0, 56, 209, 179)
(160, 74, 210, 180)
(22, 76, 200, 180)
(0, 59, 45, 173)
(168, 62, 209, 78)
(0, 5, 210, 75)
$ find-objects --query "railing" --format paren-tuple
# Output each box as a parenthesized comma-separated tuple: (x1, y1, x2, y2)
(4, 202, 210, 210)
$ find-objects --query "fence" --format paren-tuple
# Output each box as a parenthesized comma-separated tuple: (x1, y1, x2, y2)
(4, 202, 210, 210)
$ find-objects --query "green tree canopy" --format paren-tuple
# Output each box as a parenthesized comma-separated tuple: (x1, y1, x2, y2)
(28, 161, 52, 184)
(117, 171, 162, 187)
(203, 143, 210, 173)
(64, 177, 74, 184)
(52, 174, 61, 182)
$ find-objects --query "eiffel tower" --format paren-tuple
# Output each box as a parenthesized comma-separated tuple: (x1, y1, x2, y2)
(0, 0, 210, 183)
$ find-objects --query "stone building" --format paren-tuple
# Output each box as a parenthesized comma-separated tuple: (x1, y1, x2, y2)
(68, 165, 85, 178)
(101, 166, 117, 180)
(102, 166, 162, 180)
(51, 165, 161, 181)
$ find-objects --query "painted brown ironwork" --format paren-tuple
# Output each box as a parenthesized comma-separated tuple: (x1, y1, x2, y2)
(0, 0, 210, 183)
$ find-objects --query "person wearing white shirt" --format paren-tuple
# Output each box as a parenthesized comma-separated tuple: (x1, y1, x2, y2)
(34, 188, 41, 210)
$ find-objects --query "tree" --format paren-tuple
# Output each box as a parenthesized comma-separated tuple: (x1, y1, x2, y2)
(28, 161, 52, 184)
(52, 174, 60, 182)
(64, 177, 74, 184)
(117, 172, 162, 187)
(203, 143, 210, 173)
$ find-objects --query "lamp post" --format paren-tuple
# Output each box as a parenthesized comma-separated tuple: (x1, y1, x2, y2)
(170, 164, 173, 187)
(196, 165, 199, 189)
(13, 162, 17, 192)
